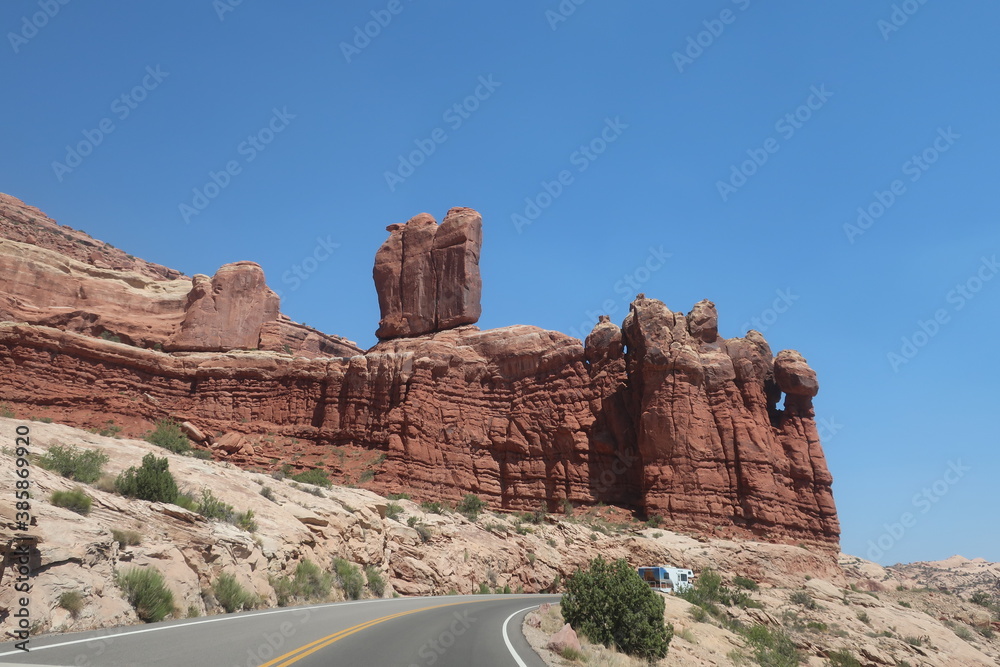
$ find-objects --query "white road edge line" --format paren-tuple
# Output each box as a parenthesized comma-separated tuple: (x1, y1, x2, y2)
(0, 599, 382, 658)
(502, 605, 540, 667)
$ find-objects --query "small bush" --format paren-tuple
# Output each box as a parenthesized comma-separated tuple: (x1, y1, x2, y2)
(96, 420, 122, 438)
(387, 492, 410, 500)
(51, 487, 92, 514)
(790, 590, 817, 610)
(260, 486, 276, 502)
(385, 502, 403, 521)
(560, 646, 587, 662)
(562, 557, 672, 661)
(689, 605, 709, 622)
(970, 591, 992, 606)
(235, 509, 257, 533)
(407, 515, 418, 527)
(289, 468, 331, 488)
(0, 403, 15, 418)
(186, 605, 200, 618)
(954, 624, 974, 641)
(358, 470, 375, 483)
(733, 576, 759, 591)
(174, 492, 198, 511)
(112, 528, 143, 546)
(145, 419, 190, 454)
(197, 488, 234, 521)
(856, 610, 871, 625)
(36, 445, 109, 483)
(477, 582, 490, 594)
(421, 500, 445, 514)
(828, 649, 862, 667)
(743, 625, 800, 667)
(334, 558, 364, 600)
(456, 493, 487, 520)
(414, 524, 431, 543)
(271, 559, 333, 606)
(214, 573, 257, 613)
(365, 565, 386, 597)
(899, 600, 911, 608)
(190, 449, 213, 460)
(117, 567, 174, 623)
(100, 331, 121, 343)
(115, 453, 178, 503)
(58, 591, 85, 618)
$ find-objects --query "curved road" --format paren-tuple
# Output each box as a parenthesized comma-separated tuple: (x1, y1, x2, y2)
(0, 594, 559, 666)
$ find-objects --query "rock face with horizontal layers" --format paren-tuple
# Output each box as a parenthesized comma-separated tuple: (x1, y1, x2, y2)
(0, 195, 839, 548)
(0, 196, 360, 358)
(375, 208, 482, 339)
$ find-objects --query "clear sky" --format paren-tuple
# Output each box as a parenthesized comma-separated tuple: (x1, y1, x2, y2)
(2, 2, 997, 566)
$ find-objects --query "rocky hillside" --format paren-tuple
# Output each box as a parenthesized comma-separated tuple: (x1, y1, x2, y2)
(0, 192, 838, 547)
(2, 417, 997, 666)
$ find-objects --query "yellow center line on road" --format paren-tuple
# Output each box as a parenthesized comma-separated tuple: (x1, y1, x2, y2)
(259, 598, 534, 667)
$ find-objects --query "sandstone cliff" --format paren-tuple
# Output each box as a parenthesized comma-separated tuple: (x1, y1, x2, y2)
(2, 420, 997, 667)
(0, 193, 838, 548)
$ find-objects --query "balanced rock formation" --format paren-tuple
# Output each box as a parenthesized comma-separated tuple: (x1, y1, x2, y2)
(0, 195, 839, 548)
(375, 207, 482, 339)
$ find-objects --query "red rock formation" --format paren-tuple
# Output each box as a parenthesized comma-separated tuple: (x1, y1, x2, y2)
(0, 195, 839, 548)
(0, 196, 360, 358)
(619, 296, 838, 543)
(166, 262, 280, 352)
(375, 208, 482, 339)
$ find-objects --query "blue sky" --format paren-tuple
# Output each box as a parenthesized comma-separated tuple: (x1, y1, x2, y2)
(2, 2, 997, 565)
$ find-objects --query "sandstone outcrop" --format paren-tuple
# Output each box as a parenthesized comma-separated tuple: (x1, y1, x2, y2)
(0, 194, 838, 547)
(374, 208, 482, 339)
(0, 196, 360, 358)
(166, 262, 280, 352)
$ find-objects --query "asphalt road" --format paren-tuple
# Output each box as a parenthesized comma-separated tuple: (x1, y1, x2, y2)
(0, 594, 559, 666)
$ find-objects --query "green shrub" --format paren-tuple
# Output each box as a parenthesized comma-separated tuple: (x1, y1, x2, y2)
(92, 419, 121, 438)
(289, 468, 331, 488)
(214, 573, 258, 613)
(334, 558, 364, 600)
(58, 591, 85, 618)
(970, 591, 992, 606)
(456, 493, 487, 520)
(145, 419, 190, 454)
(414, 524, 431, 543)
(174, 492, 198, 511)
(190, 449, 212, 460)
(36, 445, 109, 483)
(260, 486, 276, 502)
(235, 509, 257, 533)
(197, 488, 234, 521)
(733, 576, 759, 591)
(385, 502, 403, 521)
(477, 582, 490, 594)
(856, 610, 871, 625)
(365, 565, 386, 597)
(790, 590, 817, 610)
(899, 600, 911, 608)
(562, 557, 672, 661)
(0, 403, 15, 418)
(742, 624, 800, 667)
(51, 487, 92, 514)
(186, 605, 200, 618)
(115, 453, 178, 503)
(827, 649, 862, 667)
(112, 528, 143, 546)
(271, 559, 333, 606)
(100, 331, 121, 343)
(358, 470, 375, 483)
(117, 567, 174, 623)
(387, 492, 410, 500)
(559, 646, 587, 662)
(421, 500, 445, 514)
